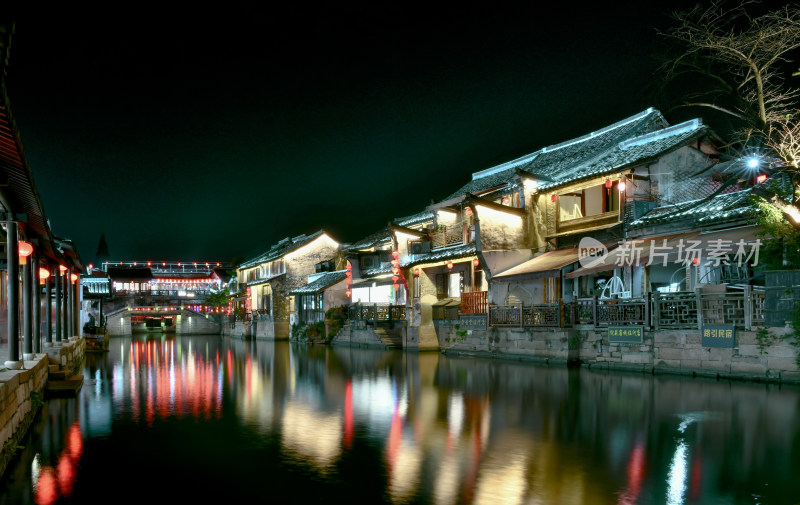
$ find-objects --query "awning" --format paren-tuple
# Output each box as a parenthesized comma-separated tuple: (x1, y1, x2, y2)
(493, 248, 581, 280)
(564, 226, 762, 279)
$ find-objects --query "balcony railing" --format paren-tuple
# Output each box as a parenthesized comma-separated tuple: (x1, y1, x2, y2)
(429, 222, 474, 249)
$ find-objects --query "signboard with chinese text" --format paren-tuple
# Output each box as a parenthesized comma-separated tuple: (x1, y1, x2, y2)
(702, 324, 736, 348)
(608, 325, 643, 344)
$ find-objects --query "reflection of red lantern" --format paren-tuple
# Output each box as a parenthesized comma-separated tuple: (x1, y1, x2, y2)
(446, 261, 453, 270)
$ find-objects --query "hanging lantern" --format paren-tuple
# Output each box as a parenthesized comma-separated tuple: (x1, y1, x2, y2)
(345, 289, 352, 298)
(59, 265, 68, 273)
(147, 261, 152, 266)
(390, 259, 399, 267)
(446, 261, 453, 270)
(605, 180, 612, 189)
(133, 261, 137, 266)
(502, 196, 511, 205)
(70, 273, 78, 283)
(414, 268, 420, 277)
(18, 241, 33, 264)
(38, 267, 50, 283)
(551, 194, 557, 202)
(88, 263, 94, 270)
(345, 271, 352, 277)
(473, 258, 480, 267)
(392, 275, 399, 283)
(392, 267, 399, 275)
(392, 251, 399, 259)
(618, 181, 626, 192)
(756, 174, 768, 184)
(393, 283, 399, 290)
(466, 207, 472, 216)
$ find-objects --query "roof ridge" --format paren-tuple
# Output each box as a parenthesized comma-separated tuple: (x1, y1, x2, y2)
(470, 108, 660, 181)
(619, 118, 703, 150)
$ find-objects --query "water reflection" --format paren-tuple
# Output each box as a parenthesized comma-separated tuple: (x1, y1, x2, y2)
(0, 336, 798, 505)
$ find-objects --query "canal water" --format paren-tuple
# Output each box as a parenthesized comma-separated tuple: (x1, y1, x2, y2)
(0, 335, 799, 505)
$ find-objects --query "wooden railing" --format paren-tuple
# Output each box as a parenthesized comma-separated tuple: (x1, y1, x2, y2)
(461, 291, 488, 314)
(429, 222, 474, 249)
(347, 303, 407, 324)
(342, 288, 769, 330)
(489, 303, 561, 327)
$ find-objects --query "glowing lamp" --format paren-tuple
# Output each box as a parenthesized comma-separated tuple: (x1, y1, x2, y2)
(392, 276, 399, 283)
(691, 258, 700, 265)
(18, 241, 33, 264)
(392, 251, 399, 259)
(133, 261, 137, 265)
(193, 262, 197, 266)
(147, 261, 152, 266)
(59, 265, 68, 273)
(88, 263, 94, 270)
(446, 261, 453, 270)
(345, 289, 352, 298)
(393, 283, 399, 290)
(618, 181, 626, 192)
(605, 180, 612, 189)
(178, 262, 182, 266)
(414, 268, 420, 277)
(747, 157, 759, 169)
(38, 268, 50, 283)
(70, 273, 78, 283)
(551, 194, 557, 202)
(473, 258, 480, 267)
(756, 174, 768, 184)
(392, 268, 399, 275)
(390, 259, 399, 267)
(345, 271, 352, 277)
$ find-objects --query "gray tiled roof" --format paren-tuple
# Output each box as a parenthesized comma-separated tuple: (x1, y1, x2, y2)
(443, 108, 683, 200)
(290, 270, 347, 295)
(403, 243, 477, 267)
(395, 210, 434, 227)
(628, 189, 754, 228)
(240, 230, 326, 269)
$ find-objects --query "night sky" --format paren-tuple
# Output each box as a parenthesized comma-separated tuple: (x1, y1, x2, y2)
(5, 2, 705, 265)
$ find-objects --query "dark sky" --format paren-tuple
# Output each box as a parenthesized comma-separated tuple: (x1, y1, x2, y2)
(5, 2, 704, 265)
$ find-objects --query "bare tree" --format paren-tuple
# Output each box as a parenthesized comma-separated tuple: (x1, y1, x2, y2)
(658, 0, 800, 225)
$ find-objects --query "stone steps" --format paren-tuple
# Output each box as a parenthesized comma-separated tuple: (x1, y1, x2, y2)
(374, 328, 403, 349)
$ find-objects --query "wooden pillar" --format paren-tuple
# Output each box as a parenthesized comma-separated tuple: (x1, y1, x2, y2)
(5, 221, 20, 368)
(33, 256, 41, 353)
(22, 258, 32, 357)
(55, 268, 62, 343)
(45, 269, 53, 345)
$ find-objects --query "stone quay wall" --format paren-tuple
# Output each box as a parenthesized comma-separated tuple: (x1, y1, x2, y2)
(0, 337, 85, 480)
(438, 323, 800, 383)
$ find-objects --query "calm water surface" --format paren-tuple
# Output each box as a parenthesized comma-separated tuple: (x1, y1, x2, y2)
(1, 335, 799, 504)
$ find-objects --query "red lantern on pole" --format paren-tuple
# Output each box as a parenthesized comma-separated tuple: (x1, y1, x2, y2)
(38, 267, 50, 284)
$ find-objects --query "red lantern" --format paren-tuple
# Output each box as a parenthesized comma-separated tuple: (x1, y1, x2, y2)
(345, 289, 352, 298)
(70, 273, 78, 283)
(446, 261, 453, 270)
(345, 271, 352, 277)
(392, 251, 399, 259)
(18, 241, 33, 264)
(414, 268, 420, 277)
(38, 268, 50, 283)
(392, 268, 399, 275)
(59, 265, 68, 273)
(393, 283, 399, 290)
(392, 276, 399, 282)
(605, 180, 612, 189)
(756, 174, 767, 183)
(390, 259, 399, 267)
(551, 194, 557, 202)
(473, 258, 480, 267)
